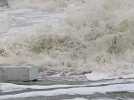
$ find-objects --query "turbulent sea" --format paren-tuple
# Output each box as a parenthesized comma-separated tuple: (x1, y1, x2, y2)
(0, 0, 134, 76)
(1, 0, 134, 100)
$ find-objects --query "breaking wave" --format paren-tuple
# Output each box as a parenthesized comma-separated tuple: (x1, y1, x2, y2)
(0, 0, 134, 74)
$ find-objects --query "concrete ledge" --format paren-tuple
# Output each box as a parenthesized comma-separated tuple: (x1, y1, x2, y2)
(0, 0, 8, 7)
(0, 65, 39, 82)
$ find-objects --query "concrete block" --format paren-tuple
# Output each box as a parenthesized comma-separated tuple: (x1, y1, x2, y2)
(0, 65, 39, 82)
(0, 0, 8, 7)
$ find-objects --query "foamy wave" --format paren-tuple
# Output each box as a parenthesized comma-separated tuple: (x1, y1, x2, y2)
(0, 0, 134, 75)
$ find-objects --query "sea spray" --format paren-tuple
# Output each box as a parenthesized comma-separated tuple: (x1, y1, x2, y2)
(0, 0, 134, 75)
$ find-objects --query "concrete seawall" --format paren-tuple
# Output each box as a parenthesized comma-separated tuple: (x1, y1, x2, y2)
(0, 65, 39, 82)
(0, 0, 8, 7)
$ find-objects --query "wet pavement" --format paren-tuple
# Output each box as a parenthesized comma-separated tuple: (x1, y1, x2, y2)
(1, 79, 134, 100)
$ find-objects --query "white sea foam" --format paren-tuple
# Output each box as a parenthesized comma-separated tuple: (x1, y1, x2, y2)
(0, 0, 134, 76)
(63, 98, 88, 100)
